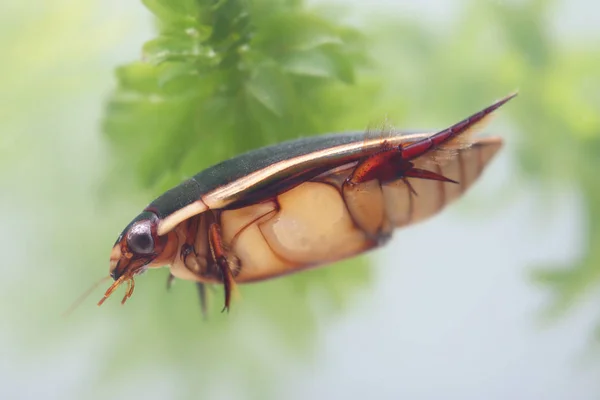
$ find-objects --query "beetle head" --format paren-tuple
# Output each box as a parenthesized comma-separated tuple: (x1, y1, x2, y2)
(99, 211, 171, 306)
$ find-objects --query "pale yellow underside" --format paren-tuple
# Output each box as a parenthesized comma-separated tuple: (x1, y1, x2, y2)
(168, 138, 502, 284)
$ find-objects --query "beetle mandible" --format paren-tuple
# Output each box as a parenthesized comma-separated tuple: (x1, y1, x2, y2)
(99, 93, 517, 314)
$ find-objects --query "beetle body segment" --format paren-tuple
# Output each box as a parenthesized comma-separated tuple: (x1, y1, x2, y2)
(103, 93, 516, 312)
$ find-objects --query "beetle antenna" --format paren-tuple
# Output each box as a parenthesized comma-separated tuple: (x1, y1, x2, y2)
(62, 275, 111, 317)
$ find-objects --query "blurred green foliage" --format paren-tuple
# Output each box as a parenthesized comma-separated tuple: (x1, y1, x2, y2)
(103, 0, 371, 192)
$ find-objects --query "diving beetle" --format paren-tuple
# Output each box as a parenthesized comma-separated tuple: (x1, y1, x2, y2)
(99, 93, 517, 314)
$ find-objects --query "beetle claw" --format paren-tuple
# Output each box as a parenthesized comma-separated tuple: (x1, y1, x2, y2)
(216, 255, 235, 313)
(208, 221, 238, 313)
(404, 167, 458, 184)
(402, 177, 418, 197)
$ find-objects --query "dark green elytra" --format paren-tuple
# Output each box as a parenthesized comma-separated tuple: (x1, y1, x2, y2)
(144, 131, 373, 218)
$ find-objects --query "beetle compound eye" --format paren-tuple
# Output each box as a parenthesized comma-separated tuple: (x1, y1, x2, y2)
(127, 221, 154, 254)
(129, 232, 153, 254)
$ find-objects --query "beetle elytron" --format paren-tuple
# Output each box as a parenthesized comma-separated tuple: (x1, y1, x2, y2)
(99, 93, 517, 314)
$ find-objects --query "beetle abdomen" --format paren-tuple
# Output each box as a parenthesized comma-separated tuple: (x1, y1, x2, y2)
(381, 138, 502, 227)
(383, 139, 502, 228)
(175, 137, 502, 284)
(219, 181, 372, 282)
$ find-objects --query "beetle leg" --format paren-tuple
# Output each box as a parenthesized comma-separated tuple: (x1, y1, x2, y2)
(166, 273, 175, 290)
(196, 282, 208, 319)
(346, 151, 408, 185)
(402, 177, 417, 197)
(179, 216, 200, 263)
(404, 167, 458, 184)
(345, 151, 456, 188)
(208, 222, 237, 313)
(180, 215, 210, 278)
(345, 93, 518, 187)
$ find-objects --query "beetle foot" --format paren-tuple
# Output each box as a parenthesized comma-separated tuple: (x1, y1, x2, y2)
(196, 282, 208, 320)
(166, 273, 175, 291)
(404, 167, 458, 184)
(215, 255, 237, 313)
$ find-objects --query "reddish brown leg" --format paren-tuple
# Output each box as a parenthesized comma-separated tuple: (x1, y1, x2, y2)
(169, 216, 213, 318)
(346, 92, 517, 187)
(404, 168, 457, 184)
(346, 152, 455, 188)
(347, 151, 409, 184)
(196, 282, 208, 320)
(180, 215, 200, 265)
(208, 222, 237, 313)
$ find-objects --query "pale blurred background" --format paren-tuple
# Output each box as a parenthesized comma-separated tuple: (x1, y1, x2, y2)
(1, 0, 599, 399)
